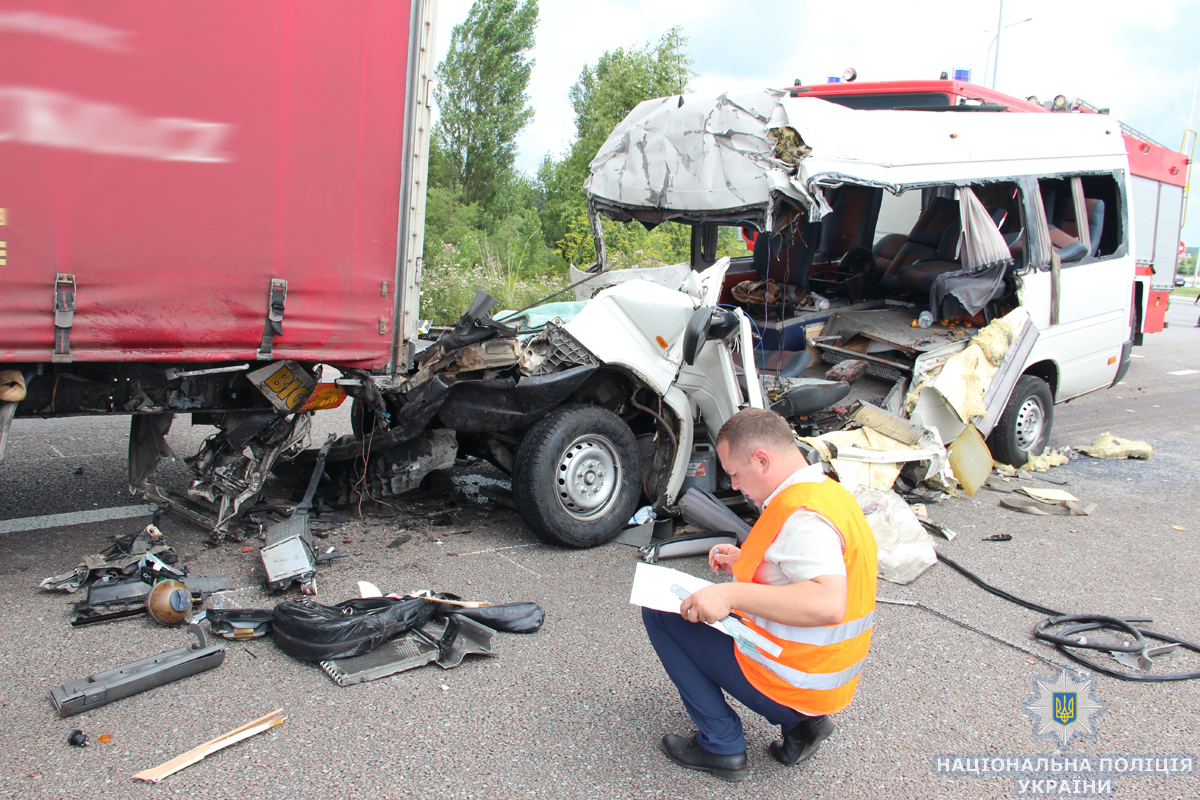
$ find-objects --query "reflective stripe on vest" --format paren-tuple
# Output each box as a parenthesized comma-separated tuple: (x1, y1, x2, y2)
(746, 609, 875, 647)
(731, 478, 877, 715)
(736, 641, 867, 691)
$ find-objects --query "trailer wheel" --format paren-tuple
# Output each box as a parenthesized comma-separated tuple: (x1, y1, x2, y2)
(987, 375, 1054, 467)
(513, 405, 641, 548)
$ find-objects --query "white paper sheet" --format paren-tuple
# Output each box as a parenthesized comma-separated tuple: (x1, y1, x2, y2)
(628, 563, 716, 613)
(628, 563, 783, 657)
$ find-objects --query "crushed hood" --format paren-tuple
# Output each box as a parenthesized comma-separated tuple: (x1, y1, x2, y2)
(584, 90, 819, 231)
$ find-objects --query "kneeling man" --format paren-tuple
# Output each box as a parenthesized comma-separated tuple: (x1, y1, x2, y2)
(643, 408, 877, 781)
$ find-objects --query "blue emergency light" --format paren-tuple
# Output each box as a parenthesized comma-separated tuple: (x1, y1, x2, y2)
(954, 69, 971, 82)
(827, 76, 841, 83)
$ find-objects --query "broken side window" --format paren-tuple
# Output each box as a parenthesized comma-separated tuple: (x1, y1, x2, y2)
(1036, 173, 1123, 265)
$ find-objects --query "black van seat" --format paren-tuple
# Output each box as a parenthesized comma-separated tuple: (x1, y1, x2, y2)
(753, 220, 821, 289)
(872, 233, 907, 272)
(818, 185, 883, 263)
(897, 207, 1010, 293)
(1059, 198, 1106, 257)
(879, 196, 959, 294)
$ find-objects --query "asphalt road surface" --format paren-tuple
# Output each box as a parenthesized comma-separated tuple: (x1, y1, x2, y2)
(1, 299, 1198, 800)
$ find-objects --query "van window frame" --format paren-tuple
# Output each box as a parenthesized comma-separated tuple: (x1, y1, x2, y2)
(1027, 170, 1128, 271)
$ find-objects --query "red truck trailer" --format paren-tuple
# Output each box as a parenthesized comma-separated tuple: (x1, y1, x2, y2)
(787, 77, 1191, 341)
(0, 1, 438, 527)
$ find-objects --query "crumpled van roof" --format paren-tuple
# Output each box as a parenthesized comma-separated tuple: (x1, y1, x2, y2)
(585, 89, 1127, 230)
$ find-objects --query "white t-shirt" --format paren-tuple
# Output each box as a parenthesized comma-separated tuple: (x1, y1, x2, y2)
(752, 464, 847, 586)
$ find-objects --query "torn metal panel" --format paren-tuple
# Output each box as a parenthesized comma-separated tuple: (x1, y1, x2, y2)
(586, 91, 1124, 234)
(185, 411, 311, 534)
(128, 413, 177, 489)
(437, 366, 599, 433)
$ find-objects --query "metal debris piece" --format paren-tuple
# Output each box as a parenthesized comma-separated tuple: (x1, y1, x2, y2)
(261, 435, 334, 594)
(50, 625, 226, 717)
(319, 616, 496, 686)
(40, 525, 175, 593)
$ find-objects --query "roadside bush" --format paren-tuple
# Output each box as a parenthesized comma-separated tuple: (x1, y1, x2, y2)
(420, 243, 567, 322)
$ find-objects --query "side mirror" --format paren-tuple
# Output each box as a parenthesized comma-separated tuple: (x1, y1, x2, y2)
(681, 307, 714, 366)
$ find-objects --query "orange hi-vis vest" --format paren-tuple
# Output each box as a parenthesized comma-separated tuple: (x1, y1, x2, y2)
(731, 479, 877, 716)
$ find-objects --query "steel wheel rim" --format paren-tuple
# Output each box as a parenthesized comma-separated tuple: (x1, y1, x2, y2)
(1014, 395, 1045, 451)
(556, 434, 621, 521)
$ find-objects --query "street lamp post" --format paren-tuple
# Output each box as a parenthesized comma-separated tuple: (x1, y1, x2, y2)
(984, 15, 1033, 89)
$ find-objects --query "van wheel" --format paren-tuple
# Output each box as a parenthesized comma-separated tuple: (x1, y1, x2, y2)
(987, 375, 1053, 467)
(514, 405, 641, 548)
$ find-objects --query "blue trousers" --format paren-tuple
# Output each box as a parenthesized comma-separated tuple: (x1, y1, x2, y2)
(642, 607, 808, 754)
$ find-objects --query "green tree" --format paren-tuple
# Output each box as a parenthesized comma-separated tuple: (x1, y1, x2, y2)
(538, 27, 695, 261)
(433, 0, 538, 208)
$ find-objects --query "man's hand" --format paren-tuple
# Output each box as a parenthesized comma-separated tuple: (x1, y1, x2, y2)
(708, 544, 740, 575)
(679, 583, 735, 624)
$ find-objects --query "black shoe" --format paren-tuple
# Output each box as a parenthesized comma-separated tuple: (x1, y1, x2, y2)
(769, 715, 835, 767)
(659, 734, 749, 782)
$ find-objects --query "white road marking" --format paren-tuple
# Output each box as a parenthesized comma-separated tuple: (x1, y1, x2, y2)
(1167, 369, 1199, 376)
(496, 551, 542, 578)
(0, 504, 155, 534)
(455, 543, 538, 557)
(25, 450, 125, 464)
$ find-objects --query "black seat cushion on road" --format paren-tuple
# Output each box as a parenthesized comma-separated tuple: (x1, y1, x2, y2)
(273, 596, 436, 662)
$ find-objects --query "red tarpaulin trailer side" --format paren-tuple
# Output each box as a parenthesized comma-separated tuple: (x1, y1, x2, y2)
(1, 0, 413, 368)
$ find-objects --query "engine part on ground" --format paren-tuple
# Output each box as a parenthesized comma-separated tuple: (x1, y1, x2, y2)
(74, 575, 229, 612)
(146, 580, 194, 626)
(261, 434, 334, 593)
(50, 625, 226, 717)
(272, 596, 437, 662)
(40, 525, 176, 593)
(319, 615, 498, 686)
(206, 608, 274, 640)
(139, 550, 189, 584)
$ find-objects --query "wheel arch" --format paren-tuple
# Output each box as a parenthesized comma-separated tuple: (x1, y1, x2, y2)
(1022, 359, 1060, 402)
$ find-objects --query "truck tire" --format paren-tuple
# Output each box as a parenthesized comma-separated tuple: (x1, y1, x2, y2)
(987, 375, 1053, 467)
(513, 405, 641, 548)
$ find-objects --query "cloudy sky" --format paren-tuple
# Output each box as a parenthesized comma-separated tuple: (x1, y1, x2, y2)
(434, 0, 1200, 245)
